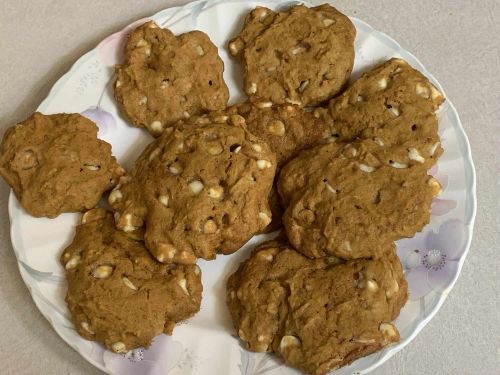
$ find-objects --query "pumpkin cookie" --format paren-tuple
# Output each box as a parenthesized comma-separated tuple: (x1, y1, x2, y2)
(61, 208, 202, 353)
(315, 58, 445, 168)
(228, 4, 355, 107)
(109, 114, 276, 264)
(115, 21, 229, 136)
(278, 140, 442, 259)
(227, 240, 407, 375)
(0, 112, 123, 218)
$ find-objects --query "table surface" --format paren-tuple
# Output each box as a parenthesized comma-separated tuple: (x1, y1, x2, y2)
(0, 1, 498, 374)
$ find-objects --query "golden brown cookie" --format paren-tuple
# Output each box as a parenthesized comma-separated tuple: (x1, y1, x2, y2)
(227, 240, 408, 375)
(228, 101, 331, 231)
(61, 208, 202, 353)
(229, 4, 355, 107)
(115, 21, 229, 137)
(0, 112, 123, 218)
(315, 58, 445, 168)
(278, 140, 442, 259)
(109, 114, 276, 264)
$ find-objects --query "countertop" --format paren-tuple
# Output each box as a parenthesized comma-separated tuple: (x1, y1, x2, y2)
(0, 1, 498, 374)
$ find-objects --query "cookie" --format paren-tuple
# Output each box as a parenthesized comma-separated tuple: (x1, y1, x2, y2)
(61, 208, 202, 353)
(115, 21, 229, 137)
(227, 240, 407, 375)
(0, 112, 123, 218)
(278, 140, 442, 259)
(229, 4, 355, 107)
(109, 114, 276, 264)
(228, 101, 331, 231)
(315, 58, 445, 168)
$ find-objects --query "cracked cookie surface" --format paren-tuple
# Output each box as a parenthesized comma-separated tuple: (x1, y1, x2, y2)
(61, 208, 202, 353)
(115, 21, 229, 136)
(315, 58, 445, 169)
(278, 139, 442, 259)
(227, 240, 407, 375)
(0, 112, 123, 218)
(229, 4, 355, 107)
(109, 114, 276, 264)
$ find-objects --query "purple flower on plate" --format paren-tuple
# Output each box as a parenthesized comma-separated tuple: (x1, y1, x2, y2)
(397, 220, 466, 300)
(102, 334, 183, 375)
(81, 106, 117, 135)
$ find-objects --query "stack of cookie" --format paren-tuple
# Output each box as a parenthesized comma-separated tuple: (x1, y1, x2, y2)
(0, 3, 445, 375)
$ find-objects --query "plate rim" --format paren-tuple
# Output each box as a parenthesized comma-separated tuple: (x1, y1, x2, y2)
(7, 0, 477, 374)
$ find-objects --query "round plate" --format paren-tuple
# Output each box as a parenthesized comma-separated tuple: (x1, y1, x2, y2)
(8, 0, 476, 374)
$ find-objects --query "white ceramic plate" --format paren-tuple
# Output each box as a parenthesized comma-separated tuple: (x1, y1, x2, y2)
(8, 0, 476, 374)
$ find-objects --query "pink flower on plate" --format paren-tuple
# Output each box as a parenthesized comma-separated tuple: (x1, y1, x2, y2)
(97, 18, 150, 66)
(81, 106, 117, 135)
(102, 334, 183, 375)
(397, 220, 466, 300)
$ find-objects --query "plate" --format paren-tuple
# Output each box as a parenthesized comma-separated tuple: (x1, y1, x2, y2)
(8, 0, 476, 374)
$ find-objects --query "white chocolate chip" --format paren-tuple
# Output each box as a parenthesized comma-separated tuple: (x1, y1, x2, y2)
(92, 265, 113, 279)
(149, 121, 164, 134)
(430, 85, 443, 101)
(324, 182, 337, 194)
(357, 95, 364, 102)
(255, 101, 273, 109)
(213, 115, 228, 123)
(252, 144, 262, 152)
(65, 255, 81, 270)
(195, 45, 204, 56)
(322, 18, 335, 26)
(115, 80, 122, 88)
(84, 164, 100, 171)
(81, 211, 91, 224)
(280, 336, 301, 352)
(258, 212, 271, 225)
(386, 279, 400, 297)
(298, 80, 309, 93)
(183, 111, 190, 119)
(139, 96, 148, 105)
(189, 180, 204, 195)
(148, 148, 161, 162)
(108, 189, 122, 204)
(169, 162, 183, 175)
(177, 278, 189, 295)
(416, 83, 430, 99)
(247, 82, 257, 95)
(136, 38, 148, 47)
(208, 186, 224, 200)
(389, 160, 408, 169)
(379, 323, 397, 337)
(230, 290, 235, 299)
(292, 45, 306, 55)
(256, 160, 272, 169)
(359, 164, 375, 173)
(427, 177, 442, 195)
(388, 106, 400, 116)
(408, 148, 425, 163)
(267, 120, 286, 136)
(233, 146, 242, 153)
(285, 98, 302, 106)
(429, 142, 440, 156)
(229, 42, 238, 55)
(122, 213, 137, 233)
(266, 66, 277, 72)
(377, 78, 388, 90)
(114, 212, 120, 222)
(203, 219, 218, 234)
(374, 137, 385, 147)
(255, 8, 268, 20)
(207, 143, 223, 155)
(257, 334, 266, 342)
(158, 195, 169, 207)
(111, 342, 127, 354)
(80, 322, 95, 335)
(353, 337, 376, 344)
(122, 276, 138, 290)
(342, 241, 352, 252)
(366, 280, 379, 292)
